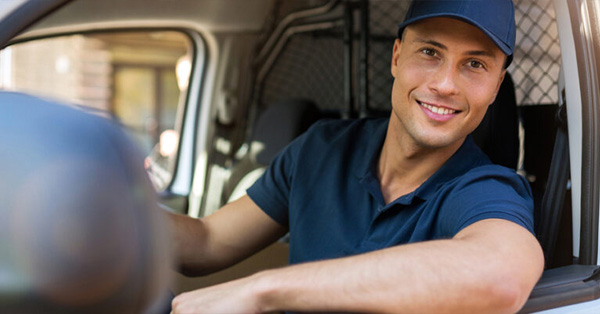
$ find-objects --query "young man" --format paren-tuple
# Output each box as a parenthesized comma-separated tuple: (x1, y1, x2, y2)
(171, 0, 544, 313)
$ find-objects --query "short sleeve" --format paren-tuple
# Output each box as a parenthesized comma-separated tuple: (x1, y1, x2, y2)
(437, 165, 535, 236)
(246, 133, 306, 226)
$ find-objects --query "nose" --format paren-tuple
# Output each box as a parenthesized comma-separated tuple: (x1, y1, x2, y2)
(428, 63, 459, 96)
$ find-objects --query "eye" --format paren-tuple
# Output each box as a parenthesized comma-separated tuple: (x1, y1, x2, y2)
(421, 48, 436, 57)
(468, 60, 485, 69)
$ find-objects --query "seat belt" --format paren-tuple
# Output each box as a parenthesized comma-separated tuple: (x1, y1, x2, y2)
(537, 91, 570, 265)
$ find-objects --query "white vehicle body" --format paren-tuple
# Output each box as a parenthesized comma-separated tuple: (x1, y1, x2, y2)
(1, 0, 599, 313)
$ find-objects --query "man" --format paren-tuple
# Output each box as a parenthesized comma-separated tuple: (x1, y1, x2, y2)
(171, 0, 544, 313)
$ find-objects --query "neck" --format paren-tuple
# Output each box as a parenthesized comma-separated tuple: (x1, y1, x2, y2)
(377, 125, 465, 204)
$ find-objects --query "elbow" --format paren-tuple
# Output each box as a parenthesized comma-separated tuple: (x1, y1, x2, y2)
(470, 261, 542, 313)
(487, 280, 531, 314)
(177, 263, 204, 277)
(485, 246, 545, 313)
(178, 266, 205, 277)
(177, 258, 234, 277)
(481, 270, 541, 314)
(177, 262, 217, 277)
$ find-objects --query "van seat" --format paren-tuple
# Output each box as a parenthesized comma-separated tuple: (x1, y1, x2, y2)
(224, 99, 321, 203)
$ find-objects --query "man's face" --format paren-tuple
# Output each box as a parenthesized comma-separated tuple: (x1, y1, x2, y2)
(390, 17, 507, 150)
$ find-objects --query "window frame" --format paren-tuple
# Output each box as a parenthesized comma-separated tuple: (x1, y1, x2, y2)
(521, 0, 600, 312)
(2, 27, 207, 205)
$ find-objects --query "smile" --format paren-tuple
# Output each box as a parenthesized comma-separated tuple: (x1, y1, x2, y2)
(418, 101, 459, 115)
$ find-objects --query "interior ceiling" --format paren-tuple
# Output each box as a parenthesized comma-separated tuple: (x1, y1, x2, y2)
(19, 0, 275, 38)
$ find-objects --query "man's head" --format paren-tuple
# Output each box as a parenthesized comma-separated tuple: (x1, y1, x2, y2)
(388, 0, 515, 151)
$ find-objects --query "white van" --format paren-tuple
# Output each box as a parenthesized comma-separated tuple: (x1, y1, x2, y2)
(0, 0, 599, 313)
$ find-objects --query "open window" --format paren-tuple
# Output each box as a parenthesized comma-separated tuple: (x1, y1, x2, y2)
(0, 30, 194, 192)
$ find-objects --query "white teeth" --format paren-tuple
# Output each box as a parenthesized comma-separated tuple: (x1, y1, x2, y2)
(419, 102, 456, 115)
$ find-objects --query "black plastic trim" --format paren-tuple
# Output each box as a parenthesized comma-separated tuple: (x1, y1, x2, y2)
(537, 125, 570, 264)
(520, 265, 600, 313)
(0, 0, 72, 49)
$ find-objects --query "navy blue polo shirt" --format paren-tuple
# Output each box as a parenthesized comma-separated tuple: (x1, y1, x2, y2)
(247, 118, 534, 265)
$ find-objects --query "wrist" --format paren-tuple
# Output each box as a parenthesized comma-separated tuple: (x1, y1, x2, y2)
(249, 269, 281, 313)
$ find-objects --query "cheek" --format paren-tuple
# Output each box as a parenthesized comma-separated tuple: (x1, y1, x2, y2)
(392, 61, 426, 97)
(397, 58, 431, 81)
(464, 79, 500, 113)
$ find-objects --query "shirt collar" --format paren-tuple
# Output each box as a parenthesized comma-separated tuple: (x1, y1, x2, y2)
(353, 118, 388, 179)
(356, 121, 490, 204)
(411, 136, 490, 201)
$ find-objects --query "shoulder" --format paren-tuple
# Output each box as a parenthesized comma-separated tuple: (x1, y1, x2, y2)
(303, 117, 388, 143)
(433, 162, 533, 208)
(458, 164, 531, 194)
(439, 163, 532, 205)
(437, 164, 534, 235)
(437, 137, 529, 194)
(280, 117, 387, 177)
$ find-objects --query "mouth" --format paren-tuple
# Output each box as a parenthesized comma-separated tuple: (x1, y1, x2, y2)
(417, 100, 460, 115)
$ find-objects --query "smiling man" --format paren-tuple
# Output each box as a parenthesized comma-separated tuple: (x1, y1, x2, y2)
(171, 1, 544, 313)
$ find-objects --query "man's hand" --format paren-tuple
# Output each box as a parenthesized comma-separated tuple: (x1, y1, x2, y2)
(172, 275, 263, 314)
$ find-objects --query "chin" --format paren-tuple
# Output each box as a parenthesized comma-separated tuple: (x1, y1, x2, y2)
(413, 133, 463, 150)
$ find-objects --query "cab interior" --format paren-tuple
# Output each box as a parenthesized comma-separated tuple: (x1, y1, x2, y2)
(1, 0, 596, 312)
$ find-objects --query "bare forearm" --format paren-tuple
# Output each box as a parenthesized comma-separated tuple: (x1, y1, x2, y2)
(168, 212, 216, 276)
(169, 212, 264, 276)
(169, 196, 288, 277)
(251, 221, 543, 313)
(172, 220, 543, 313)
(255, 245, 514, 313)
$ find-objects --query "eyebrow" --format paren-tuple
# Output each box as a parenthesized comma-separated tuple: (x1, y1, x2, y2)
(412, 38, 498, 62)
(414, 38, 448, 50)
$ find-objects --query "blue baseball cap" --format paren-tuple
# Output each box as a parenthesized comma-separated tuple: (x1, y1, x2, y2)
(397, 0, 516, 67)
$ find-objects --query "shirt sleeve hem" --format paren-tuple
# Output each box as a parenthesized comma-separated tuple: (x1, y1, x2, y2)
(247, 186, 289, 226)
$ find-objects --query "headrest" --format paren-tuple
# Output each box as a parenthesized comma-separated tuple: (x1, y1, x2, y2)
(472, 73, 519, 169)
(251, 99, 320, 165)
(0, 92, 171, 313)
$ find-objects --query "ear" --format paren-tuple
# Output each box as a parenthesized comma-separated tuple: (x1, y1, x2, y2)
(391, 38, 402, 78)
(492, 69, 507, 101)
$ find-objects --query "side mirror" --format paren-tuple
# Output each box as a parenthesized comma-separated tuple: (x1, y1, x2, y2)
(0, 92, 172, 313)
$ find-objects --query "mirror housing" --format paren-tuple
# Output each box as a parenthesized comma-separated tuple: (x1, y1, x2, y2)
(0, 92, 172, 313)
